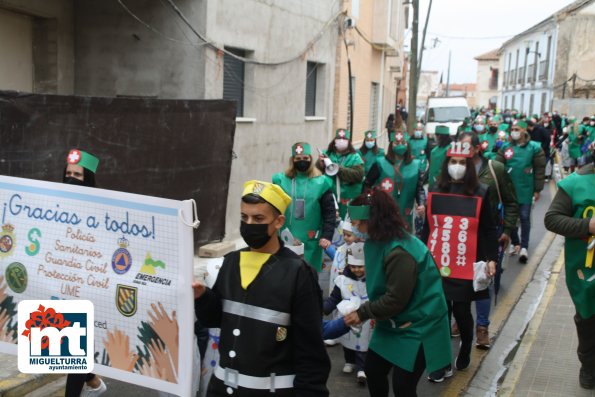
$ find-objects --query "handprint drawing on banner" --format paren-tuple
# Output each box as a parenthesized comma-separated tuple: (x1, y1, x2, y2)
(0, 275, 17, 343)
(147, 339, 177, 382)
(148, 302, 179, 376)
(104, 328, 139, 372)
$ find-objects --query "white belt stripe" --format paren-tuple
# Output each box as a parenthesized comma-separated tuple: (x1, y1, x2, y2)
(214, 365, 295, 390)
(222, 299, 291, 326)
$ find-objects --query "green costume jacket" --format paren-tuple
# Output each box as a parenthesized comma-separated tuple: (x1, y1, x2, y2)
(408, 136, 429, 171)
(361, 236, 451, 372)
(272, 172, 334, 271)
(495, 139, 546, 205)
(545, 165, 595, 318)
(358, 147, 385, 175)
(428, 145, 449, 188)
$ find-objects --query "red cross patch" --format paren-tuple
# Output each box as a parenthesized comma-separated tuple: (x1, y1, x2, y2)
(504, 147, 514, 160)
(380, 177, 394, 192)
(395, 133, 404, 142)
(67, 150, 81, 164)
(337, 130, 346, 138)
(366, 132, 373, 139)
(294, 144, 304, 155)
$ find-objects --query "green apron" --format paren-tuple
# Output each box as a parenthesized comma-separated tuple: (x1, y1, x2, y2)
(428, 145, 449, 188)
(358, 148, 385, 175)
(408, 136, 428, 170)
(478, 132, 498, 160)
(323, 150, 364, 218)
(500, 141, 541, 205)
(568, 130, 582, 159)
(558, 172, 595, 318)
(375, 157, 420, 227)
(272, 172, 333, 271)
(364, 236, 452, 372)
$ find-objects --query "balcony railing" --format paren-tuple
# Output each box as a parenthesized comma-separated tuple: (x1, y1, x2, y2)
(503, 71, 508, 87)
(527, 64, 535, 83)
(539, 60, 548, 81)
(509, 68, 517, 86)
(517, 67, 525, 84)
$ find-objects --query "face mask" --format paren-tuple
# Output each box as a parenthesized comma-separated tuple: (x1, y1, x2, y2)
(543, 122, 549, 127)
(335, 139, 349, 151)
(294, 160, 311, 172)
(240, 221, 273, 249)
(511, 130, 521, 140)
(505, 117, 511, 123)
(414, 130, 423, 138)
(474, 124, 485, 133)
(489, 126, 498, 133)
(448, 163, 466, 180)
(591, 121, 595, 126)
(352, 224, 368, 240)
(392, 144, 407, 156)
(63, 177, 85, 186)
(365, 141, 375, 149)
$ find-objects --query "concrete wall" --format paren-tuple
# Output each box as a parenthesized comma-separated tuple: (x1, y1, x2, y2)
(202, 0, 340, 239)
(552, 98, 595, 117)
(0, 8, 32, 91)
(0, 0, 74, 94)
(74, 0, 206, 99)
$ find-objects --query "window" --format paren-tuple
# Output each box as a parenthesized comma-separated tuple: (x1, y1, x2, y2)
(520, 93, 525, 112)
(514, 49, 520, 85)
(223, 47, 246, 117)
(511, 95, 515, 110)
(533, 42, 539, 82)
(489, 68, 499, 90)
(404, 6, 410, 30)
(540, 92, 547, 114)
(305, 62, 318, 116)
(369, 82, 379, 129)
(504, 96, 508, 110)
(529, 94, 534, 116)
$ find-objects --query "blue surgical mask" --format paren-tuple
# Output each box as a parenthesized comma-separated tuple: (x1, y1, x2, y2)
(414, 130, 422, 138)
(474, 124, 485, 133)
(365, 141, 375, 149)
(352, 224, 368, 240)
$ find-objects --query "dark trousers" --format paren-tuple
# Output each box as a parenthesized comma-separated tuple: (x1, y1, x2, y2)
(343, 346, 366, 371)
(65, 373, 95, 397)
(365, 347, 426, 397)
(448, 301, 473, 354)
(575, 313, 595, 368)
(511, 203, 532, 250)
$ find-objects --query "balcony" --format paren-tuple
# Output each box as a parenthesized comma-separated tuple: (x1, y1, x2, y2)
(371, 0, 398, 50)
(539, 60, 549, 81)
(509, 68, 517, 86)
(527, 64, 535, 83)
(517, 66, 525, 84)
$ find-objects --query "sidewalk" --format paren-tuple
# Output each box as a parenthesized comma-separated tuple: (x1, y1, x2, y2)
(500, 253, 595, 396)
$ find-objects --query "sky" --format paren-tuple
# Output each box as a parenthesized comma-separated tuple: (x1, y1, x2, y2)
(415, 0, 576, 83)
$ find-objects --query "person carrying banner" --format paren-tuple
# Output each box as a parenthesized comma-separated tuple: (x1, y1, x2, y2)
(357, 130, 385, 175)
(193, 180, 330, 397)
(273, 142, 335, 272)
(317, 128, 364, 219)
(427, 125, 452, 187)
(343, 189, 451, 396)
(422, 141, 498, 380)
(544, 156, 595, 389)
(363, 131, 425, 231)
(61, 149, 107, 397)
(495, 120, 546, 263)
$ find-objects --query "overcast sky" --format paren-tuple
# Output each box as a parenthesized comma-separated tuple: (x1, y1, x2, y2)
(415, 0, 576, 83)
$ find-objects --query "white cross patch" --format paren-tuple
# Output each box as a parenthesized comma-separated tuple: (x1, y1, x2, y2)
(295, 145, 304, 154)
(68, 150, 81, 164)
(504, 148, 514, 159)
(381, 178, 394, 192)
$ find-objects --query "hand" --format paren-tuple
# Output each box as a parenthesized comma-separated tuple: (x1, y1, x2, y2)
(318, 155, 328, 167)
(147, 339, 177, 382)
(486, 261, 497, 278)
(192, 281, 206, 300)
(319, 238, 331, 249)
(344, 311, 361, 326)
(104, 329, 139, 372)
(498, 233, 510, 249)
(138, 355, 160, 378)
(534, 192, 540, 202)
(148, 303, 179, 372)
(415, 205, 425, 216)
(589, 217, 595, 235)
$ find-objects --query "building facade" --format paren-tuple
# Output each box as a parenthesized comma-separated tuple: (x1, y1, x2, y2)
(474, 49, 499, 110)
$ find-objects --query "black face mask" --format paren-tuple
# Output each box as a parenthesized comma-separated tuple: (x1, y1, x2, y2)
(294, 160, 311, 173)
(489, 126, 498, 133)
(63, 177, 85, 186)
(240, 221, 273, 249)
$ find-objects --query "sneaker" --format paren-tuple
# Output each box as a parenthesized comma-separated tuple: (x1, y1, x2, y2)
(357, 370, 367, 385)
(508, 244, 520, 256)
(342, 363, 355, 374)
(579, 366, 595, 389)
(476, 326, 491, 349)
(519, 248, 529, 264)
(451, 322, 460, 338)
(455, 350, 471, 371)
(427, 365, 453, 383)
(81, 378, 107, 397)
(324, 339, 338, 346)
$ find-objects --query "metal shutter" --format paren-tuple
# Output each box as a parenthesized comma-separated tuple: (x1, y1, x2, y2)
(223, 48, 245, 117)
(305, 62, 317, 116)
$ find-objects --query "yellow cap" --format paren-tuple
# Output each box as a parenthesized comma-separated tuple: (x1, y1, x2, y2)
(242, 180, 292, 214)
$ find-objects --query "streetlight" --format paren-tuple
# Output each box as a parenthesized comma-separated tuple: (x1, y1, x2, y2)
(523, 40, 541, 58)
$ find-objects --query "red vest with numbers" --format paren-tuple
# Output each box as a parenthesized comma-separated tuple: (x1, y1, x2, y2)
(426, 192, 483, 280)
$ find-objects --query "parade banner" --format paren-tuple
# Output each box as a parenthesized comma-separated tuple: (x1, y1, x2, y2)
(0, 175, 196, 397)
(427, 192, 482, 280)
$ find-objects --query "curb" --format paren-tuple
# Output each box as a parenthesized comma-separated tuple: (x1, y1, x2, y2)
(0, 373, 62, 397)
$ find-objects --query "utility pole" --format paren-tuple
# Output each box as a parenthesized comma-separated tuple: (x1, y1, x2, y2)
(417, 0, 433, 77)
(445, 50, 451, 97)
(407, 0, 419, 134)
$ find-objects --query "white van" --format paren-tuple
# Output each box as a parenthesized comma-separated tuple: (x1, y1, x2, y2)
(424, 96, 470, 136)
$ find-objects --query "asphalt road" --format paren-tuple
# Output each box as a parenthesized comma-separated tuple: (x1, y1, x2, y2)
(97, 181, 555, 397)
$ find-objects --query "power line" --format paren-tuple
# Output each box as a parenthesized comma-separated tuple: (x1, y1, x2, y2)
(428, 31, 513, 40)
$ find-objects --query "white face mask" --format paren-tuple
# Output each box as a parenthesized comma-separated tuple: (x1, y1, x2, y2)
(365, 141, 375, 149)
(335, 139, 349, 151)
(414, 130, 423, 138)
(543, 122, 549, 127)
(511, 130, 522, 140)
(448, 163, 466, 180)
(474, 124, 485, 133)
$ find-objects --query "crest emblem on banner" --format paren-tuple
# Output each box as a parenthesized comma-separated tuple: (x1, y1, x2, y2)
(0, 224, 16, 259)
(111, 237, 132, 275)
(5, 262, 27, 293)
(116, 284, 138, 317)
